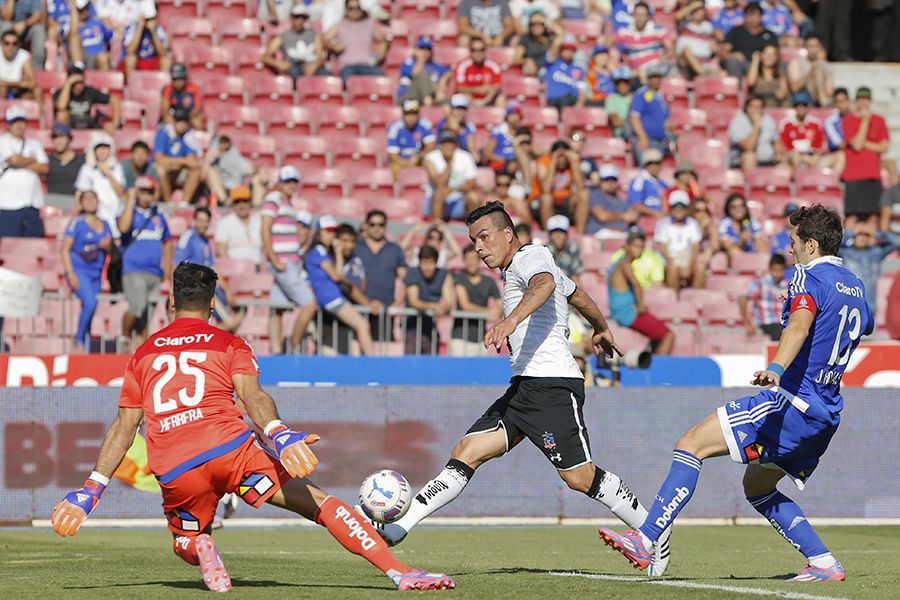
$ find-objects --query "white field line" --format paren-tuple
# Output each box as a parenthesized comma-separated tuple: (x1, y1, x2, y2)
(549, 571, 851, 600)
(28, 516, 900, 529)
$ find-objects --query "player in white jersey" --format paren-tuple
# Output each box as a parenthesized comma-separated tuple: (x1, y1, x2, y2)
(376, 202, 670, 575)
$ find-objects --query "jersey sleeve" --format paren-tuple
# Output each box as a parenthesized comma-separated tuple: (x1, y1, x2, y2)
(517, 247, 556, 285)
(787, 268, 818, 316)
(118, 357, 143, 409)
(228, 336, 260, 377)
(561, 272, 577, 297)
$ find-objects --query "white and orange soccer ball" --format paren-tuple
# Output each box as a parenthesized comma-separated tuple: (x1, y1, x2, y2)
(358, 470, 411, 524)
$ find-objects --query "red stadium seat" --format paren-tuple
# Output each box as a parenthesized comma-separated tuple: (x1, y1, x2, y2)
(397, 0, 440, 20)
(244, 73, 294, 105)
(678, 138, 726, 171)
(795, 168, 842, 202)
(228, 42, 267, 79)
(347, 167, 395, 200)
(432, 46, 468, 68)
(707, 105, 739, 137)
(699, 329, 769, 354)
(694, 76, 741, 110)
(36, 69, 65, 95)
(700, 301, 743, 326)
(560, 19, 601, 46)
(313, 106, 364, 137)
(762, 196, 808, 219)
(381, 18, 410, 49)
(299, 168, 347, 201)
(125, 71, 170, 102)
(166, 17, 214, 44)
(232, 272, 275, 298)
(660, 77, 690, 109)
(259, 104, 314, 136)
(378, 197, 419, 223)
(475, 167, 495, 190)
(213, 17, 263, 45)
(730, 252, 771, 277)
(561, 106, 609, 135)
(363, 105, 402, 138)
(409, 19, 458, 47)
(465, 106, 503, 129)
(192, 73, 245, 103)
(181, 45, 233, 76)
(204, 0, 251, 20)
(397, 167, 428, 198)
(581, 136, 628, 167)
(229, 134, 277, 167)
(745, 166, 792, 199)
(113, 128, 154, 159)
(420, 105, 445, 126)
(155, 0, 200, 20)
(501, 76, 542, 107)
(297, 76, 344, 110)
(651, 300, 701, 326)
(679, 288, 730, 308)
(207, 102, 260, 136)
(698, 168, 745, 206)
(669, 107, 708, 136)
(331, 137, 383, 169)
(520, 106, 560, 133)
(119, 99, 144, 128)
(346, 76, 396, 106)
(486, 46, 515, 70)
(643, 286, 678, 307)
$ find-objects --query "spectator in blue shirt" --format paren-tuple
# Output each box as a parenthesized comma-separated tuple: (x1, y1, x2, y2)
(306, 215, 375, 354)
(627, 148, 669, 217)
(153, 108, 202, 203)
(47, 0, 73, 51)
(717, 192, 767, 258)
(485, 103, 524, 169)
(387, 99, 435, 179)
(398, 36, 451, 106)
(610, 0, 638, 32)
(61, 189, 113, 349)
(628, 62, 674, 165)
(117, 176, 173, 349)
(544, 36, 588, 113)
(69, 0, 113, 70)
(771, 202, 799, 258)
(174, 207, 242, 332)
(122, 14, 171, 77)
(436, 94, 480, 162)
(587, 164, 640, 235)
(712, 0, 744, 41)
(1, 0, 45, 69)
(761, 0, 793, 38)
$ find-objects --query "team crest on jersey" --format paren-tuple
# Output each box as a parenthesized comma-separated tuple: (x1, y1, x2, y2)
(542, 431, 557, 450)
(743, 442, 765, 462)
(238, 472, 274, 504)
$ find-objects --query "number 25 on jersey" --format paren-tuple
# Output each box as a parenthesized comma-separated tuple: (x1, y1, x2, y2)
(152, 352, 207, 414)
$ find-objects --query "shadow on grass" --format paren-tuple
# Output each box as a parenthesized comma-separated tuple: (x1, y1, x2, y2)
(64, 579, 389, 591)
(469, 567, 807, 583)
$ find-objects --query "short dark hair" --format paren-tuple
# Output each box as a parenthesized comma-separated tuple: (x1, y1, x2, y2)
(131, 140, 150, 152)
(1, 31, 18, 43)
(463, 243, 477, 255)
(465, 201, 514, 231)
(194, 206, 212, 220)
(789, 204, 842, 256)
(626, 229, 646, 244)
(833, 87, 849, 99)
(769, 253, 787, 267)
(419, 245, 439, 262)
(366, 209, 387, 223)
(336, 223, 357, 237)
(173, 262, 218, 312)
(219, 135, 232, 145)
(426, 226, 444, 241)
(514, 223, 531, 235)
(805, 34, 822, 45)
(745, 94, 764, 109)
(634, 1, 650, 12)
(745, 1, 763, 14)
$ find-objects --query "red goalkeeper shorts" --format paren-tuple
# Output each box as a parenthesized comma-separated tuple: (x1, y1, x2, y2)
(161, 436, 289, 535)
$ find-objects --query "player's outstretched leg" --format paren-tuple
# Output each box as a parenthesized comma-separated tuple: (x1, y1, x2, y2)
(600, 412, 728, 571)
(269, 478, 455, 590)
(379, 428, 508, 546)
(173, 533, 232, 593)
(744, 465, 845, 582)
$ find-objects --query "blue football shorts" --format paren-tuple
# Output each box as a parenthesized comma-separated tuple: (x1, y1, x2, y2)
(716, 387, 838, 489)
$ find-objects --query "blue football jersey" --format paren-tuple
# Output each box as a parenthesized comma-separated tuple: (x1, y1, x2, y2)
(779, 256, 873, 424)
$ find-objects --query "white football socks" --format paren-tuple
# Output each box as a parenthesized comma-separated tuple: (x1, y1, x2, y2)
(587, 468, 649, 530)
(393, 459, 473, 532)
(808, 553, 837, 569)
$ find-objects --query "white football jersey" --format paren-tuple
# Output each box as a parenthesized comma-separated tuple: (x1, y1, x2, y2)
(501, 244, 582, 379)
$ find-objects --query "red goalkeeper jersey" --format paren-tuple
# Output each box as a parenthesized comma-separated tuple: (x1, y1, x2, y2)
(118, 317, 259, 483)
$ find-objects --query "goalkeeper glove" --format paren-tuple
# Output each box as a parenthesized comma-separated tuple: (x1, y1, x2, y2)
(51, 472, 108, 537)
(266, 421, 320, 479)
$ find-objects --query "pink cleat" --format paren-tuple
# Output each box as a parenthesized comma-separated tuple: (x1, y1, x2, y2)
(598, 528, 653, 571)
(791, 561, 846, 582)
(396, 568, 456, 591)
(195, 533, 232, 592)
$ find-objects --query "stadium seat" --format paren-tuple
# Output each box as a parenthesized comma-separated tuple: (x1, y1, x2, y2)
(409, 19, 458, 47)
(155, 0, 200, 20)
(652, 300, 701, 326)
(313, 106, 364, 137)
(581, 136, 629, 167)
(520, 106, 560, 134)
(346, 76, 396, 106)
(229, 42, 267, 79)
(232, 272, 275, 299)
(467, 106, 504, 129)
(795, 168, 842, 203)
(706, 274, 753, 299)
(693, 76, 741, 110)
(260, 104, 314, 137)
(207, 102, 260, 137)
(113, 129, 155, 159)
(299, 168, 347, 201)
(486, 46, 516, 70)
(700, 301, 743, 326)
(204, 0, 251, 20)
(297, 76, 344, 110)
(561, 106, 609, 135)
(192, 73, 245, 103)
(706, 105, 739, 138)
(679, 288, 729, 308)
(181, 45, 233, 76)
(331, 137, 383, 169)
(125, 71, 170, 103)
(117, 99, 144, 129)
(229, 134, 277, 167)
(363, 105, 402, 138)
(397, 167, 428, 198)
(708, 252, 729, 274)
(212, 17, 263, 45)
(244, 73, 294, 105)
(699, 329, 769, 355)
(660, 77, 690, 109)
(669, 107, 708, 136)
(36, 70, 65, 95)
(379, 197, 419, 222)
(433, 46, 468, 68)
(380, 18, 410, 50)
(698, 168, 745, 206)
(731, 252, 773, 277)
(560, 19, 601, 46)
(643, 286, 678, 307)
(678, 138, 726, 171)
(475, 167, 495, 190)
(397, 0, 440, 20)
(347, 167, 395, 200)
(501, 76, 543, 107)
(746, 167, 793, 199)
(166, 17, 214, 44)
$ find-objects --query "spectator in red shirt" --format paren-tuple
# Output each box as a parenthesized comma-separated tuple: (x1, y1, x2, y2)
(453, 37, 505, 107)
(842, 86, 889, 219)
(160, 63, 203, 130)
(779, 90, 826, 172)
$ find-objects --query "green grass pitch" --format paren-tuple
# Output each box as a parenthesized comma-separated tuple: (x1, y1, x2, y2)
(1, 526, 897, 599)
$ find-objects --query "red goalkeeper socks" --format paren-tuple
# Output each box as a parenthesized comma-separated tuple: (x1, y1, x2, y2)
(173, 535, 200, 566)
(315, 495, 409, 576)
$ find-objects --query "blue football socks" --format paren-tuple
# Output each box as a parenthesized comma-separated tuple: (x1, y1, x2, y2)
(639, 450, 703, 543)
(747, 490, 831, 561)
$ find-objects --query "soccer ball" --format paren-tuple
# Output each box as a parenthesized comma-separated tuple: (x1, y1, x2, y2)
(358, 470, 411, 524)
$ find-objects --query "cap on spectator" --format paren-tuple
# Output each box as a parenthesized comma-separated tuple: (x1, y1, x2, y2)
(402, 99, 420, 114)
(745, 1, 763, 14)
(438, 130, 458, 145)
(855, 86, 872, 100)
(612, 66, 633, 81)
(171, 63, 188, 80)
(67, 62, 85, 76)
(547, 214, 570, 233)
(135, 175, 157, 191)
(279, 165, 301, 182)
(172, 107, 191, 122)
(646, 62, 668, 78)
(599, 164, 620, 180)
(230, 185, 252, 202)
(290, 3, 310, 16)
(74, 0, 90, 10)
(6, 105, 28, 123)
(791, 90, 812, 106)
(318, 215, 339, 231)
(297, 210, 313, 226)
(593, 43, 610, 55)
(560, 35, 578, 51)
(51, 122, 72, 137)
(674, 161, 696, 176)
(641, 148, 664, 165)
(783, 202, 800, 217)
(416, 36, 433, 49)
(669, 189, 690, 208)
(505, 101, 523, 116)
(449, 93, 470, 109)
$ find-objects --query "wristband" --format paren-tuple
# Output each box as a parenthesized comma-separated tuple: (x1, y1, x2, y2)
(89, 471, 110, 486)
(766, 363, 785, 378)
(264, 420, 287, 437)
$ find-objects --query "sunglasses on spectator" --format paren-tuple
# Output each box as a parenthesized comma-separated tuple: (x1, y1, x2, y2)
(530, 21, 545, 27)
(2, 40, 17, 46)
(367, 220, 386, 227)
(471, 46, 486, 53)
(496, 180, 510, 187)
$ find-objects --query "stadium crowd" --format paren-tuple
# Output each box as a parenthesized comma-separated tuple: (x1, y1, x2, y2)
(1, 0, 900, 361)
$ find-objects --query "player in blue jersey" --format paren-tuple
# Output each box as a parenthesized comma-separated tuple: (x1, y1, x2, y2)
(599, 205, 872, 582)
